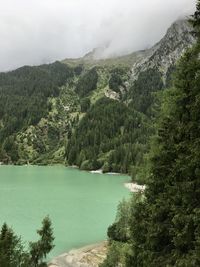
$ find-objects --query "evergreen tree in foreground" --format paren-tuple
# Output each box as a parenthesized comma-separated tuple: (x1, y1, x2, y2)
(30, 216, 54, 267)
(0, 217, 54, 267)
(0, 223, 26, 267)
(127, 2, 200, 266)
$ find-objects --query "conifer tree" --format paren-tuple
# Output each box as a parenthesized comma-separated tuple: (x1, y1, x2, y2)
(0, 223, 25, 267)
(127, 2, 200, 266)
(0, 218, 54, 267)
(30, 216, 54, 267)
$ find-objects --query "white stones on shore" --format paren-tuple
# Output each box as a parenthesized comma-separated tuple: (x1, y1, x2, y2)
(90, 170, 121, 175)
(89, 169, 146, 193)
(124, 183, 146, 193)
(90, 169, 103, 174)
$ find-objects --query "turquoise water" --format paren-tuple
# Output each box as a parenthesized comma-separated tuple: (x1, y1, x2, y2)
(0, 165, 129, 258)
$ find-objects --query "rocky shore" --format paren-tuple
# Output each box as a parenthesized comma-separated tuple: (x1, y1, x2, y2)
(48, 241, 108, 267)
(124, 182, 146, 192)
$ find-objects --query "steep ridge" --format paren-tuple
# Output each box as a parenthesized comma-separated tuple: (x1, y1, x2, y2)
(62, 19, 195, 71)
(130, 19, 195, 81)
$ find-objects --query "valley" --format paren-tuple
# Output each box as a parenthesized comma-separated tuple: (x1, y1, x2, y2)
(0, 19, 194, 185)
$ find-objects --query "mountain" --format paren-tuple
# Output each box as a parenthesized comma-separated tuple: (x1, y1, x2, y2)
(0, 19, 195, 176)
(130, 19, 195, 81)
(63, 19, 195, 69)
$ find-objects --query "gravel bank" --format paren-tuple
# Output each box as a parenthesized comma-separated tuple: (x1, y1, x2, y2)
(48, 241, 108, 267)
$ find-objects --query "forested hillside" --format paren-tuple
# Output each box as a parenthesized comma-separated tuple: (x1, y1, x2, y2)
(0, 62, 75, 163)
(66, 97, 151, 174)
(101, 3, 200, 266)
(0, 19, 194, 184)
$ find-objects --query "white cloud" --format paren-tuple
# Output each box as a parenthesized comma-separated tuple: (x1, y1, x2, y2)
(0, 0, 196, 71)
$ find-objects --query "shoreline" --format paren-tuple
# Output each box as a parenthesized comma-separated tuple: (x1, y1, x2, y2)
(1, 164, 126, 175)
(90, 169, 129, 176)
(1, 164, 145, 192)
(48, 241, 108, 267)
(124, 182, 146, 192)
(2, 164, 131, 179)
(90, 169, 103, 174)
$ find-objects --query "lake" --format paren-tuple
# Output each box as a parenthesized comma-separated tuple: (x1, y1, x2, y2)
(0, 165, 129, 258)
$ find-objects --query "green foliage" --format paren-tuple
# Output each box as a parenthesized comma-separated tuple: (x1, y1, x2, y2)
(0, 62, 75, 163)
(109, 74, 122, 92)
(14, 85, 80, 166)
(0, 217, 54, 267)
(2, 135, 19, 163)
(74, 64, 84, 76)
(107, 199, 131, 243)
(129, 68, 163, 115)
(100, 241, 131, 267)
(0, 223, 27, 267)
(102, 198, 133, 267)
(109, 67, 128, 94)
(165, 65, 176, 88)
(126, 35, 200, 267)
(66, 63, 174, 179)
(66, 97, 151, 174)
(30, 216, 54, 267)
(80, 97, 91, 112)
(104, 10, 200, 267)
(75, 67, 98, 97)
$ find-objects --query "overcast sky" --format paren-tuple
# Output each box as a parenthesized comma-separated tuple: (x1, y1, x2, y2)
(0, 0, 196, 71)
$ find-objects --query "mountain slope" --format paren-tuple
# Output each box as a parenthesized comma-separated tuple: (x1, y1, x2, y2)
(0, 19, 195, 174)
(62, 19, 195, 71)
(65, 19, 196, 176)
(130, 19, 195, 81)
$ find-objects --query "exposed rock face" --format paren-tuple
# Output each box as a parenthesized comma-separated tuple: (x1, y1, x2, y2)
(104, 88, 120, 100)
(130, 19, 196, 82)
(65, 19, 195, 87)
(102, 20, 195, 100)
(75, 19, 195, 76)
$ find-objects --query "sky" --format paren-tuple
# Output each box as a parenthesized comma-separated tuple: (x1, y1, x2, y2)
(0, 0, 196, 71)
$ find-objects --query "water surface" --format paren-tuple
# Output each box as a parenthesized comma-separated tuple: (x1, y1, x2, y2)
(0, 165, 129, 258)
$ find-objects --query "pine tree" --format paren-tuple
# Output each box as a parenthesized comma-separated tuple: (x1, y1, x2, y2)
(127, 2, 200, 266)
(30, 216, 54, 267)
(0, 223, 25, 267)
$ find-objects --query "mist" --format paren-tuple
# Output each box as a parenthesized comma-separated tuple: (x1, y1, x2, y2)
(0, 0, 196, 71)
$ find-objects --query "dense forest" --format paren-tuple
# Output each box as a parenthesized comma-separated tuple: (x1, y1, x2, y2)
(0, 62, 76, 163)
(0, 17, 192, 185)
(66, 97, 151, 174)
(65, 65, 172, 182)
(101, 3, 200, 266)
(0, 62, 74, 136)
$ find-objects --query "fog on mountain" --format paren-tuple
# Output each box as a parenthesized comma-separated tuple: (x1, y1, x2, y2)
(0, 0, 196, 71)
